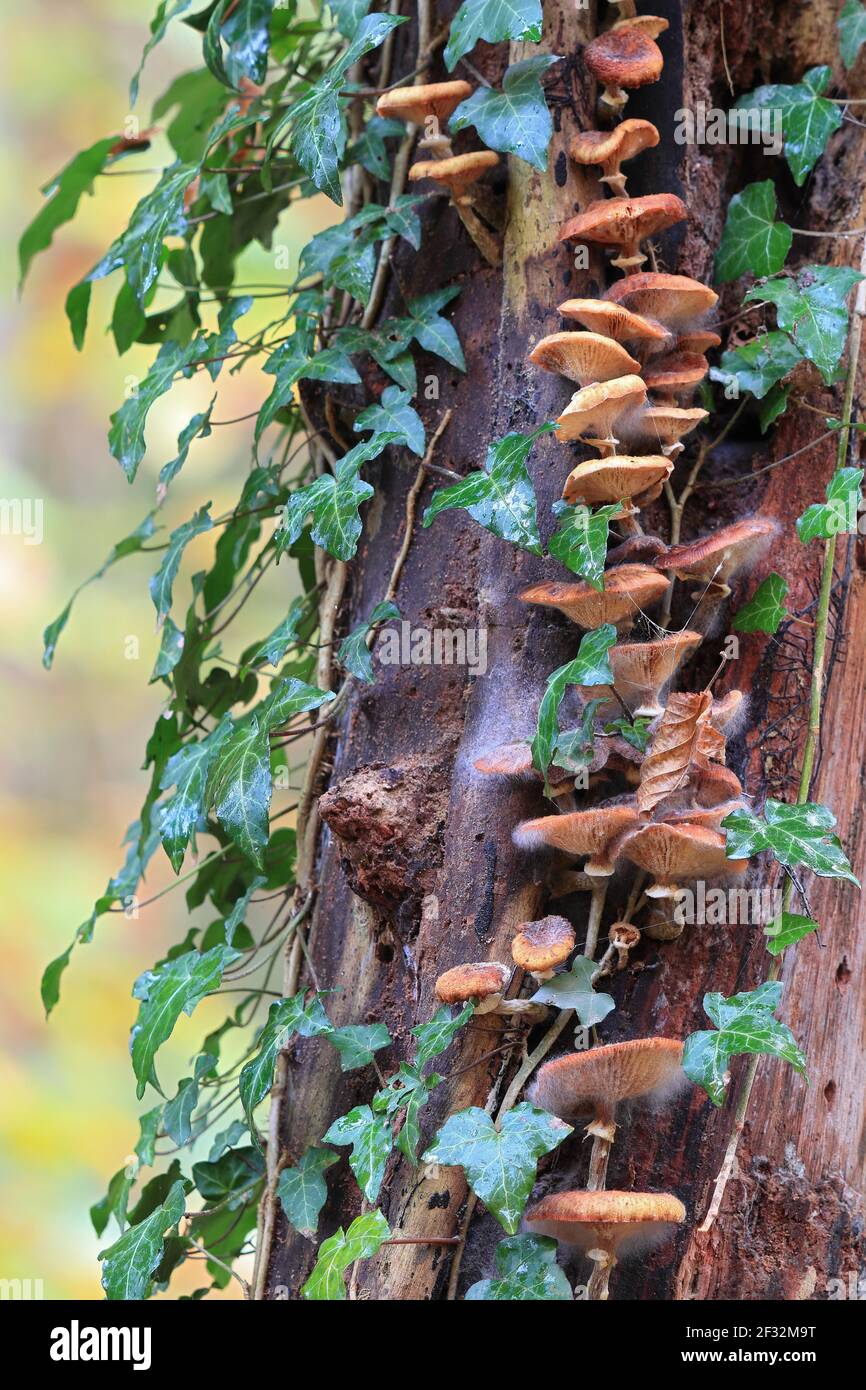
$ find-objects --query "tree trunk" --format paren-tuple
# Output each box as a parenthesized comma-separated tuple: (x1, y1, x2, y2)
(265, 0, 866, 1300)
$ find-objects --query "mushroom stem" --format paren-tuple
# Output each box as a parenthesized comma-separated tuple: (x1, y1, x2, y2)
(586, 1248, 616, 1301)
(584, 879, 609, 960)
(454, 201, 502, 266)
(586, 1132, 614, 1192)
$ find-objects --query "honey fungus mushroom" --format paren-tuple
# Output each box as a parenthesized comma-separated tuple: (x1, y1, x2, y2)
(569, 119, 659, 196)
(557, 298, 670, 351)
(511, 915, 576, 982)
(525, 1190, 686, 1300)
(529, 331, 640, 386)
(583, 27, 664, 113)
(604, 272, 718, 334)
(562, 455, 673, 529)
(643, 351, 709, 403)
(472, 741, 577, 795)
(555, 375, 647, 452)
(434, 961, 509, 1015)
(618, 403, 708, 458)
(600, 630, 702, 717)
(559, 194, 686, 273)
(656, 517, 779, 599)
(375, 80, 472, 156)
(616, 821, 748, 898)
(531, 1037, 685, 1140)
(514, 805, 640, 876)
(519, 564, 670, 633)
(408, 151, 501, 265)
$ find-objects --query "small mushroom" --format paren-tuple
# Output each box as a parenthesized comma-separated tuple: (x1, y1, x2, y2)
(605, 630, 703, 717)
(656, 517, 779, 599)
(512, 915, 577, 982)
(473, 741, 576, 796)
(555, 375, 647, 453)
(408, 151, 501, 265)
(559, 194, 686, 273)
(519, 564, 670, 633)
(529, 331, 640, 386)
(619, 403, 708, 457)
(611, 14, 670, 40)
(691, 760, 744, 807)
(584, 27, 664, 113)
(608, 921, 641, 970)
(661, 799, 746, 834)
(375, 80, 473, 156)
(557, 298, 670, 350)
(561, 454, 673, 530)
(434, 961, 510, 1015)
(514, 805, 640, 876)
(525, 1190, 686, 1299)
(676, 329, 722, 355)
(604, 271, 718, 332)
(643, 351, 709, 403)
(710, 688, 745, 732)
(569, 119, 660, 196)
(617, 821, 748, 898)
(531, 1036, 685, 1138)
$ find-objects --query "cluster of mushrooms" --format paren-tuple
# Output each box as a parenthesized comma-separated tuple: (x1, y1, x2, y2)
(429, 4, 780, 1299)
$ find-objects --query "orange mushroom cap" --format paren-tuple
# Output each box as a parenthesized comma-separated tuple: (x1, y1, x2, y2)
(644, 351, 709, 399)
(656, 517, 779, 593)
(512, 916, 576, 974)
(562, 454, 673, 509)
(530, 331, 640, 386)
(555, 375, 647, 446)
(605, 630, 703, 717)
(376, 80, 473, 125)
(559, 194, 686, 252)
(408, 150, 498, 199)
(618, 821, 748, 896)
(526, 1189, 686, 1254)
(435, 960, 509, 1004)
(584, 28, 664, 92)
(519, 565, 670, 632)
(532, 1037, 685, 1126)
(514, 805, 640, 875)
(605, 272, 718, 330)
(557, 298, 670, 347)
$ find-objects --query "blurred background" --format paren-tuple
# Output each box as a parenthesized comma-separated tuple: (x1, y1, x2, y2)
(1, 0, 332, 1297)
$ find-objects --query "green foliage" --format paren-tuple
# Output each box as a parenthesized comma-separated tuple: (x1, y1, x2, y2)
(745, 266, 863, 384)
(714, 181, 792, 283)
(684, 983, 807, 1106)
(733, 573, 789, 633)
(100, 1180, 186, 1300)
(603, 715, 651, 753)
(444, 0, 543, 71)
(838, 0, 866, 68)
(423, 425, 552, 553)
(327, 1022, 391, 1071)
(530, 625, 617, 777)
(302, 1210, 390, 1299)
(43, 514, 157, 669)
(548, 500, 620, 590)
(355, 386, 425, 455)
(466, 1234, 571, 1300)
(721, 800, 859, 884)
(323, 1105, 392, 1201)
(239, 993, 332, 1131)
(275, 434, 400, 561)
(796, 467, 863, 542)
(528, 955, 616, 1026)
(734, 67, 841, 185)
(422, 1104, 571, 1233)
(337, 600, 400, 683)
(451, 56, 560, 171)
(19, 137, 118, 284)
(718, 332, 803, 400)
(277, 1148, 339, 1237)
(764, 912, 819, 956)
(131, 944, 240, 1098)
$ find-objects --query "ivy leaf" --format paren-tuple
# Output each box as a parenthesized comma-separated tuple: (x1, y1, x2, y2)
(276, 434, 400, 561)
(301, 1210, 390, 1300)
(404, 285, 465, 369)
(206, 717, 272, 868)
(135, 1105, 163, 1168)
(327, 1023, 391, 1072)
(796, 467, 863, 542)
(412, 1003, 474, 1066)
(130, 1, 191, 104)
(530, 625, 617, 776)
(19, 136, 116, 284)
(745, 265, 863, 383)
(839, 0, 866, 68)
(239, 993, 332, 1131)
(450, 55, 559, 171)
(552, 699, 605, 774)
(718, 331, 803, 400)
(99, 1179, 186, 1300)
(192, 1146, 263, 1203)
(683, 982, 807, 1106)
(337, 600, 400, 683)
(221, 875, 266, 947)
(758, 383, 791, 433)
(323, 1105, 393, 1201)
(603, 715, 652, 753)
(258, 675, 334, 730)
(162, 1076, 198, 1146)
(130, 944, 240, 1098)
(466, 1234, 571, 1301)
(87, 161, 197, 307)
(349, 115, 403, 179)
(159, 716, 232, 873)
(714, 181, 792, 283)
(277, 1147, 339, 1237)
(328, 0, 372, 38)
(764, 912, 819, 957)
(733, 573, 789, 633)
(242, 598, 308, 671)
(217, 0, 274, 88)
(91, 1168, 135, 1239)
(109, 339, 205, 482)
(444, 0, 543, 71)
(150, 504, 213, 621)
(548, 499, 620, 590)
(721, 800, 859, 884)
(151, 617, 185, 682)
(528, 955, 616, 1026)
(157, 399, 215, 498)
(355, 386, 425, 456)
(422, 1104, 571, 1234)
(423, 424, 553, 553)
(735, 67, 841, 185)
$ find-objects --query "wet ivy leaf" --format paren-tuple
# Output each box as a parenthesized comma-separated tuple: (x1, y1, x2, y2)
(110, 338, 206, 481)
(130, 1, 191, 104)
(239, 993, 332, 1130)
(159, 717, 232, 873)
(162, 1077, 198, 1146)
(204, 295, 253, 379)
(528, 955, 615, 1026)
(714, 181, 792, 282)
(337, 600, 400, 683)
(764, 912, 819, 956)
(219, 0, 274, 88)
(683, 982, 807, 1106)
(758, 383, 791, 433)
(466, 1233, 572, 1300)
(423, 424, 552, 553)
(42, 512, 157, 668)
(328, 0, 372, 38)
(258, 675, 334, 730)
(243, 598, 308, 671)
(796, 467, 863, 542)
(130, 944, 240, 1098)
(404, 285, 465, 369)
(548, 499, 620, 590)
(839, 0, 866, 67)
(444, 0, 543, 71)
(192, 1145, 263, 1203)
(91, 1168, 135, 1239)
(721, 799, 859, 883)
(355, 386, 425, 456)
(19, 136, 116, 284)
(275, 435, 399, 561)
(206, 717, 272, 868)
(87, 161, 197, 306)
(100, 1179, 186, 1300)
(323, 1105, 393, 1201)
(745, 265, 863, 383)
(327, 1023, 391, 1072)
(412, 1003, 474, 1066)
(277, 1147, 339, 1237)
(733, 573, 789, 633)
(396, 1071, 440, 1162)
(150, 504, 213, 621)
(553, 699, 605, 774)
(135, 1105, 163, 1167)
(451, 55, 559, 171)
(221, 875, 266, 947)
(603, 715, 652, 753)
(422, 1104, 571, 1234)
(349, 115, 403, 179)
(735, 67, 841, 185)
(717, 331, 803, 400)
(530, 625, 617, 776)
(302, 1209, 390, 1300)
(150, 617, 185, 682)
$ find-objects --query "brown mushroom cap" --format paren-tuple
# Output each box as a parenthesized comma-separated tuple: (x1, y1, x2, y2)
(710, 689, 745, 732)
(532, 1037, 685, 1125)
(376, 80, 473, 125)
(569, 119, 659, 172)
(619, 404, 708, 451)
(605, 272, 718, 330)
(519, 565, 670, 632)
(644, 351, 709, 398)
(562, 454, 673, 508)
(435, 960, 509, 1004)
(512, 916, 576, 973)
(619, 821, 747, 896)
(662, 799, 746, 834)
(555, 375, 647, 445)
(557, 298, 670, 347)
(559, 194, 686, 251)
(657, 518, 778, 589)
(612, 15, 670, 39)
(676, 330, 722, 354)
(408, 149, 499, 199)
(692, 760, 744, 807)
(473, 742, 575, 794)
(607, 630, 703, 716)
(525, 1189, 686, 1254)
(514, 805, 640, 875)
(584, 29, 664, 91)
(530, 332, 640, 386)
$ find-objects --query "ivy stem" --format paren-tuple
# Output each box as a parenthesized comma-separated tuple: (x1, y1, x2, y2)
(698, 239, 866, 1235)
